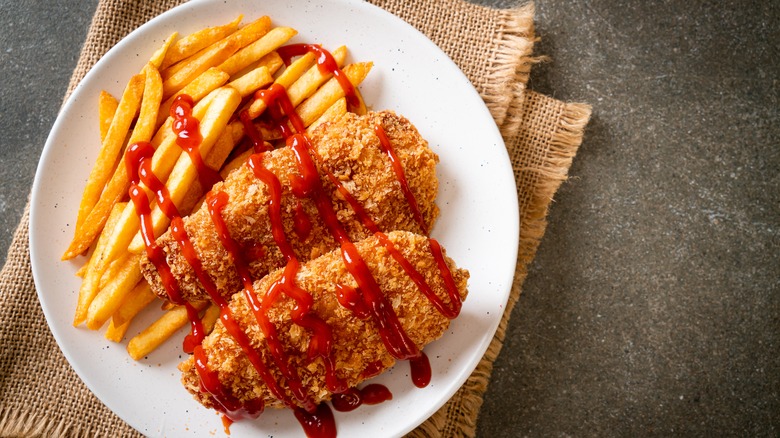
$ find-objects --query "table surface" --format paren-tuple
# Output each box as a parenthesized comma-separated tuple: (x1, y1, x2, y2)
(1, 1, 777, 436)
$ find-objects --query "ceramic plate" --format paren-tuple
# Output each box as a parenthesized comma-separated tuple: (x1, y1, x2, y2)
(30, 0, 519, 436)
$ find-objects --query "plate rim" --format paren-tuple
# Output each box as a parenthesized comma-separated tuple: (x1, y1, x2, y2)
(30, 0, 520, 436)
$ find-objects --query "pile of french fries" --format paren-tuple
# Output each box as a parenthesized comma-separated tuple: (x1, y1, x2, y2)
(63, 14, 372, 360)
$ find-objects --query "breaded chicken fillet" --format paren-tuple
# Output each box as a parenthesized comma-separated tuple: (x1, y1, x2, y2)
(140, 111, 439, 304)
(179, 230, 469, 411)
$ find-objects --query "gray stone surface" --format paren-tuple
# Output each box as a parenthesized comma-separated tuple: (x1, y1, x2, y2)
(0, 1, 777, 437)
(0, 0, 98, 254)
(477, 1, 780, 437)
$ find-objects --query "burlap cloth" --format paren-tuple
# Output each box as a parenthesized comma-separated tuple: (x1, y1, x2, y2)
(0, 0, 590, 436)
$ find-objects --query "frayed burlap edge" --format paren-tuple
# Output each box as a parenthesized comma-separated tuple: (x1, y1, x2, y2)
(482, 3, 536, 127)
(0, 405, 127, 438)
(1, 407, 71, 438)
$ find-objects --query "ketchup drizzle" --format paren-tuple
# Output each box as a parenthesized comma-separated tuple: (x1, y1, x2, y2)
(194, 345, 263, 420)
(294, 403, 337, 438)
(294, 200, 313, 240)
(277, 43, 360, 109)
(247, 153, 346, 399)
(255, 83, 306, 135)
(334, 284, 371, 320)
(239, 109, 271, 153)
(410, 353, 432, 388)
(129, 45, 466, 436)
(125, 141, 204, 353)
(171, 95, 222, 188)
(374, 124, 428, 235)
(331, 384, 392, 412)
(207, 191, 303, 409)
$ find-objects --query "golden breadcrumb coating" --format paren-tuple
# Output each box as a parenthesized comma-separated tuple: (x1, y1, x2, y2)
(140, 111, 439, 303)
(179, 230, 469, 411)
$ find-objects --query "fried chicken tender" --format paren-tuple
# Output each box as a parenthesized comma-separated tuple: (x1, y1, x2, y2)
(179, 230, 469, 411)
(140, 111, 440, 304)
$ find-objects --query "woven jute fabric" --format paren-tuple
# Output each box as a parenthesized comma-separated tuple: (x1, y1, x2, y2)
(0, 0, 590, 436)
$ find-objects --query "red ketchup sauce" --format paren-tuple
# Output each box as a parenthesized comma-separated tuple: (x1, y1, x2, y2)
(130, 43, 465, 438)
(124, 141, 204, 353)
(170, 95, 222, 188)
(239, 109, 272, 153)
(331, 384, 393, 412)
(373, 125, 428, 235)
(277, 43, 360, 109)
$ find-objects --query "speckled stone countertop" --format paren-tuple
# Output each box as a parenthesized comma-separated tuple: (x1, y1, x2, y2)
(1, 1, 777, 436)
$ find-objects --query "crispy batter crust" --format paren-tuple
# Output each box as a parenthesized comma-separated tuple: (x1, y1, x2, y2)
(179, 230, 469, 410)
(140, 111, 439, 303)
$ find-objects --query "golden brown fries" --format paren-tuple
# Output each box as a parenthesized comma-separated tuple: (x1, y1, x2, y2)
(104, 281, 157, 342)
(98, 91, 118, 142)
(216, 26, 296, 76)
(67, 73, 144, 248)
(149, 33, 178, 70)
(127, 87, 241, 252)
(67, 14, 374, 361)
(65, 64, 165, 260)
(73, 202, 125, 326)
(156, 67, 230, 128)
(307, 97, 348, 134)
(85, 253, 143, 330)
(161, 16, 272, 99)
(161, 16, 241, 69)
(296, 62, 373, 127)
(127, 301, 209, 360)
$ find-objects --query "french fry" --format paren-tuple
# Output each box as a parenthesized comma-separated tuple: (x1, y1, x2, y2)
(352, 85, 368, 116)
(220, 149, 253, 177)
(105, 281, 157, 342)
(162, 16, 272, 99)
(253, 51, 284, 76)
(99, 255, 126, 290)
(64, 65, 164, 259)
(66, 16, 378, 360)
(201, 304, 220, 335)
(227, 65, 273, 97)
(161, 16, 242, 69)
(100, 91, 220, 266)
(216, 27, 296, 77)
(223, 50, 283, 85)
(156, 67, 230, 128)
(73, 202, 126, 326)
(129, 64, 164, 143)
(209, 120, 246, 169)
(105, 319, 128, 343)
(148, 32, 178, 69)
(112, 280, 157, 328)
(98, 91, 118, 142)
(161, 39, 240, 99)
(75, 262, 88, 278)
(307, 97, 347, 134)
(151, 82, 220, 148)
(126, 87, 241, 253)
(85, 253, 143, 330)
(105, 281, 156, 343)
(286, 46, 348, 107)
(174, 118, 248, 215)
(65, 72, 145, 254)
(247, 52, 317, 119)
(127, 301, 209, 360)
(296, 62, 373, 127)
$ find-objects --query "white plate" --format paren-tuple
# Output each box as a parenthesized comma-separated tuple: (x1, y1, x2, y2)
(30, 0, 519, 436)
